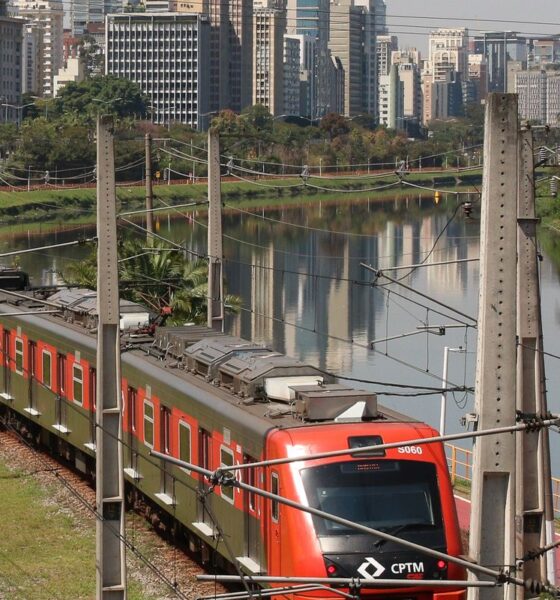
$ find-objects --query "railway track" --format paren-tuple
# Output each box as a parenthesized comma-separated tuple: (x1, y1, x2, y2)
(0, 426, 227, 600)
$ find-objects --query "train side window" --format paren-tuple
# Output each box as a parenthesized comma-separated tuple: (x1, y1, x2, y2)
(178, 420, 191, 473)
(42, 350, 52, 389)
(220, 446, 235, 504)
(127, 387, 137, 432)
(57, 353, 66, 396)
(271, 472, 279, 522)
(143, 400, 154, 448)
(73, 364, 83, 405)
(160, 405, 171, 454)
(15, 338, 24, 374)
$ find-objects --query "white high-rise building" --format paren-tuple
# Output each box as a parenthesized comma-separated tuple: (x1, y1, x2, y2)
(428, 28, 469, 82)
(253, 0, 286, 115)
(515, 69, 560, 125)
(14, 0, 64, 97)
(105, 13, 210, 130)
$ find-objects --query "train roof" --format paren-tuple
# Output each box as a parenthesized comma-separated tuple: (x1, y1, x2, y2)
(0, 288, 421, 434)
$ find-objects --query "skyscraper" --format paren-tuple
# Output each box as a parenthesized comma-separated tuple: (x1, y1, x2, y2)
(0, 0, 23, 122)
(286, 0, 329, 115)
(105, 13, 210, 130)
(15, 0, 64, 97)
(253, 0, 286, 115)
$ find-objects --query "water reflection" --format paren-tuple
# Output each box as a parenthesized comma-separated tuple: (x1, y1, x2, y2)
(1, 193, 558, 473)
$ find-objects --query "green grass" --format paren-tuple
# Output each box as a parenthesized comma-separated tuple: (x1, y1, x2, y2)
(0, 170, 482, 228)
(0, 459, 162, 600)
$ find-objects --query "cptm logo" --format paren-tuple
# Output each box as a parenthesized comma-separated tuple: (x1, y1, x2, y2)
(391, 562, 425, 574)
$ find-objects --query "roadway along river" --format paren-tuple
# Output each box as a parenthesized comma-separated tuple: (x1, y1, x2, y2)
(1, 192, 559, 475)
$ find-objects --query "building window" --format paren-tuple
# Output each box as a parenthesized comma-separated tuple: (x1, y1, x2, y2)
(15, 338, 23, 374)
(179, 420, 191, 472)
(42, 350, 52, 389)
(73, 364, 83, 405)
(220, 446, 235, 504)
(144, 400, 154, 448)
(271, 471, 279, 522)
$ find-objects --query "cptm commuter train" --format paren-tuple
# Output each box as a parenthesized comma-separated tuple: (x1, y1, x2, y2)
(0, 279, 465, 600)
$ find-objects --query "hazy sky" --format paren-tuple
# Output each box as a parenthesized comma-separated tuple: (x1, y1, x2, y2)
(387, 1, 560, 53)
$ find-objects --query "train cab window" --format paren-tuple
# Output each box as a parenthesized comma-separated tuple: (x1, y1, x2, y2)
(143, 400, 154, 448)
(73, 364, 83, 405)
(271, 472, 279, 522)
(178, 421, 191, 472)
(15, 338, 24, 374)
(300, 461, 444, 541)
(42, 351, 52, 389)
(220, 446, 235, 504)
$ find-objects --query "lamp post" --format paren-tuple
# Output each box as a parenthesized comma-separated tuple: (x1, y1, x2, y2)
(440, 346, 466, 435)
(92, 97, 122, 115)
(0, 102, 35, 127)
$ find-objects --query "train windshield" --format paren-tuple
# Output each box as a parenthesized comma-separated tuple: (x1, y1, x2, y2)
(300, 460, 443, 536)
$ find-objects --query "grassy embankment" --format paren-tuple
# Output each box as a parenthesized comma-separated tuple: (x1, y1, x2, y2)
(0, 169, 482, 229)
(0, 456, 174, 600)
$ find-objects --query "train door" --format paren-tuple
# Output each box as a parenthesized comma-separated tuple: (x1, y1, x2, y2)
(27, 340, 37, 411)
(197, 428, 213, 529)
(56, 353, 67, 428)
(126, 386, 138, 474)
(266, 470, 281, 572)
(88, 367, 96, 447)
(160, 405, 173, 498)
(2, 329, 10, 398)
(243, 455, 261, 566)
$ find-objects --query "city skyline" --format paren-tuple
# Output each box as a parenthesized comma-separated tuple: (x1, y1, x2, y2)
(389, 0, 560, 51)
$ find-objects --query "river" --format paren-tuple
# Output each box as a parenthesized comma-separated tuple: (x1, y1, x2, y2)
(1, 192, 559, 475)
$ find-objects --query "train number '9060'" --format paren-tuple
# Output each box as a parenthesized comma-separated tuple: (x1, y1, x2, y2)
(397, 446, 423, 455)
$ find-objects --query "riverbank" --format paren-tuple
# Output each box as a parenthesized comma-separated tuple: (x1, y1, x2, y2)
(0, 169, 482, 226)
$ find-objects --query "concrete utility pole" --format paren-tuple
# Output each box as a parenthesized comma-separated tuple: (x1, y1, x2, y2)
(96, 115, 127, 599)
(207, 128, 224, 331)
(144, 132, 154, 239)
(515, 128, 556, 593)
(468, 94, 519, 600)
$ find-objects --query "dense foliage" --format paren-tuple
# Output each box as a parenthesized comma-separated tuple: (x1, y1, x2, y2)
(63, 240, 241, 326)
(0, 92, 492, 182)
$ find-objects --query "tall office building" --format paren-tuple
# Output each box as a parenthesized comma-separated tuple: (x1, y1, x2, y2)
(15, 0, 63, 97)
(253, 0, 286, 116)
(373, 0, 386, 34)
(105, 13, 210, 130)
(328, 0, 365, 117)
(283, 35, 300, 115)
(392, 49, 422, 123)
(285, 33, 316, 117)
(473, 31, 527, 94)
(21, 23, 42, 94)
(353, 0, 377, 116)
(0, 0, 23, 123)
(376, 34, 397, 77)
(286, 0, 329, 116)
(68, 0, 121, 35)
(515, 69, 560, 125)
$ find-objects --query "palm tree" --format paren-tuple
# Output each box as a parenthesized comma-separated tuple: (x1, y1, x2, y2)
(63, 239, 241, 325)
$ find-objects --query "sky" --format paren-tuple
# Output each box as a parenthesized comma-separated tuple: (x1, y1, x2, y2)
(387, 1, 560, 53)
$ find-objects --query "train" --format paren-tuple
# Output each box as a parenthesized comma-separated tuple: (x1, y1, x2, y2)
(0, 280, 465, 600)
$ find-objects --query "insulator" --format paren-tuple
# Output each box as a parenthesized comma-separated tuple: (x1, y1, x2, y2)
(550, 178, 558, 197)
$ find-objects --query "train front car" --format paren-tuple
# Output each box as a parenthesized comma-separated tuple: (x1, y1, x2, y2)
(265, 419, 465, 600)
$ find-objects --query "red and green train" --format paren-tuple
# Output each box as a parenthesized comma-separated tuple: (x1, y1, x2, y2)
(0, 284, 465, 600)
